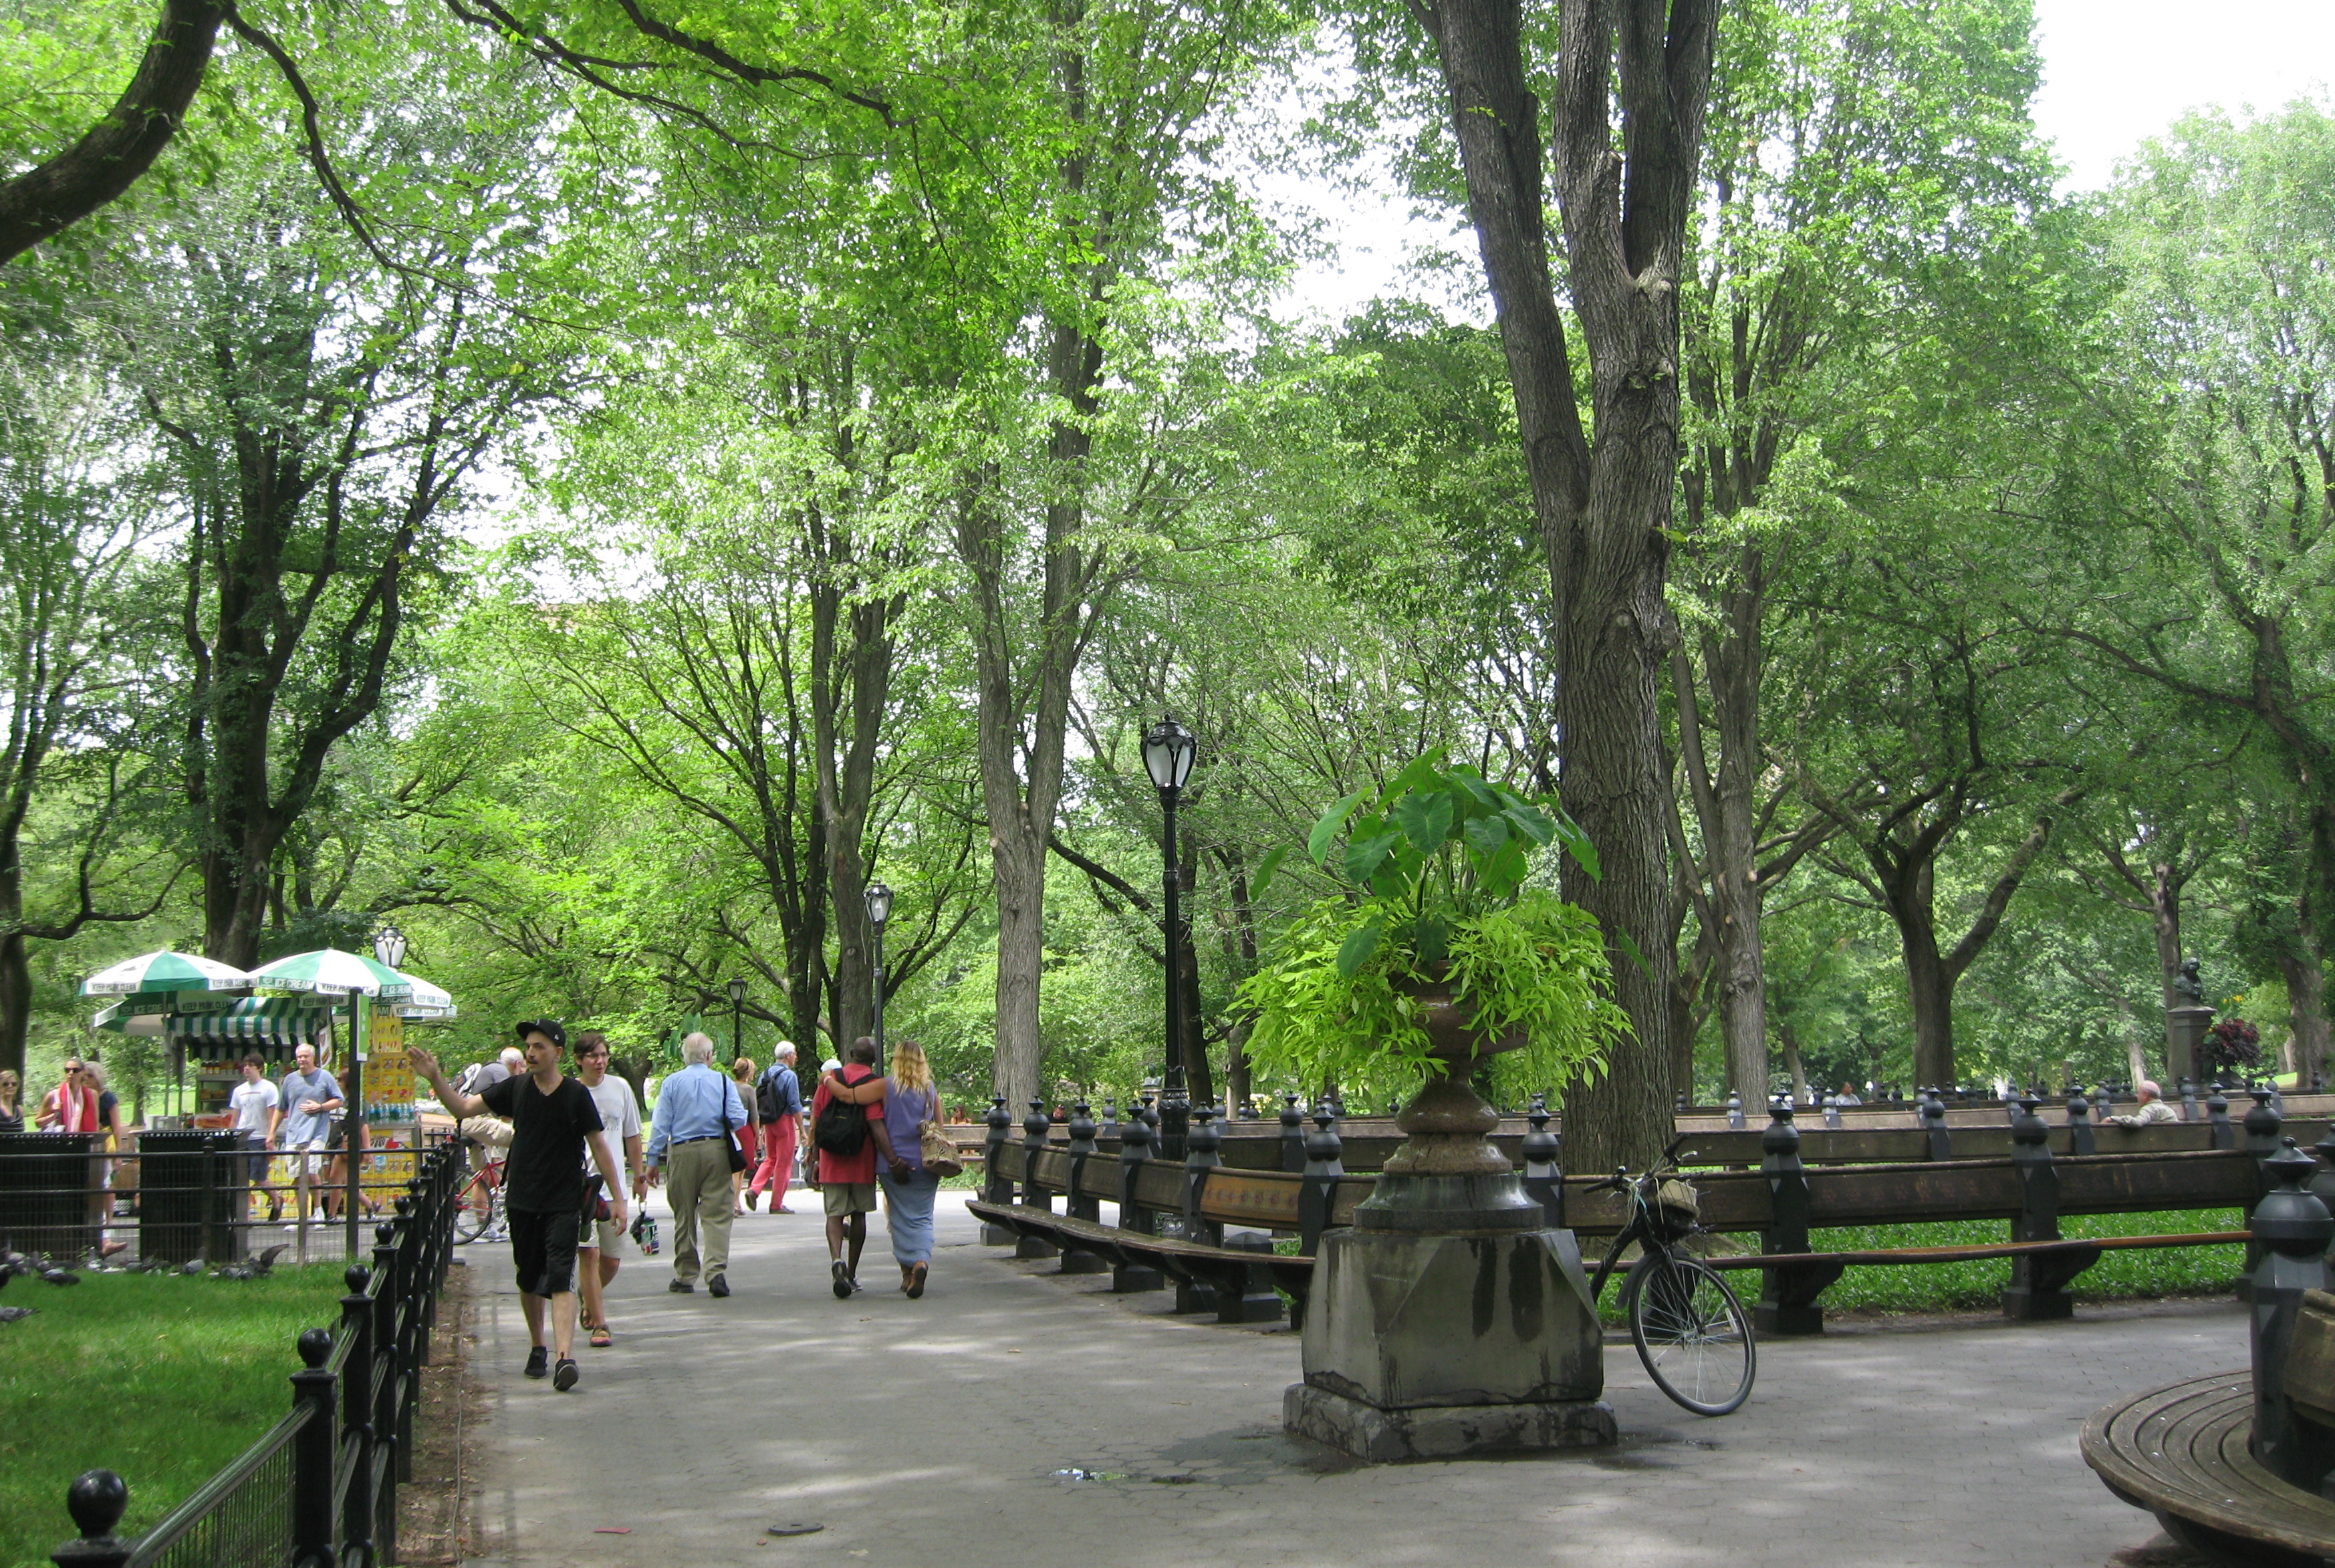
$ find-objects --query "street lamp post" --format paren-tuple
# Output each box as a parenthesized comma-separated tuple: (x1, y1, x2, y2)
(865, 881, 894, 1060)
(1142, 715, 1196, 1160)
(727, 976, 748, 1064)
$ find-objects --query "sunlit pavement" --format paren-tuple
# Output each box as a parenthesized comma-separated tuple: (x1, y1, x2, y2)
(460, 1188, 2229, 1567)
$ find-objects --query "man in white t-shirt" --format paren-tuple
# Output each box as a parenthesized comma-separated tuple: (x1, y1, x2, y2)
(229, 1054, 283, 1220)
(572, 1031, 646, 1348)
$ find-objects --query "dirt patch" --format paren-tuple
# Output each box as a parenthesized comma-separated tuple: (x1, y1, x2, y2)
(396, 1262, 492, 1564)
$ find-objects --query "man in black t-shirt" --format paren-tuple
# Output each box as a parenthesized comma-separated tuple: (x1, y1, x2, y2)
(411, 1021, 628, 1392)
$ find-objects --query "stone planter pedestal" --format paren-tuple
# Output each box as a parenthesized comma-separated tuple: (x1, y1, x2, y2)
(1283, 1042, 1614, 1462)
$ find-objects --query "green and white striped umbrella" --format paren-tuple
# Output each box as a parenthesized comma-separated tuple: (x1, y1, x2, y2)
(80, 949, 253, 997)
(248, 947, 414, 1000)
(390, 969, 457, 1021)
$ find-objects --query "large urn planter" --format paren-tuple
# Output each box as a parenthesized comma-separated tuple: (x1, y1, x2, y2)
(1283, 977, 1615, 1462)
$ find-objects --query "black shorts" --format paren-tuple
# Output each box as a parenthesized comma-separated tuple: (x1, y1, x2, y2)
(506, 1206, 580, 1297)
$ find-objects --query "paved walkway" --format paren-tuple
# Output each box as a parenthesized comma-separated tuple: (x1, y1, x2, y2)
(463, 1190, 2225, 1567)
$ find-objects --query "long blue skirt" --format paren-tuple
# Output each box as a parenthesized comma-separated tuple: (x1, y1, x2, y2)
(880, 1168, 939, 1266)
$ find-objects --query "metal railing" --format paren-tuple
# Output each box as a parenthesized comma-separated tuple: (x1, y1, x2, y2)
(45, 1139, 461, 1568)
(0, 1127, 456, 1267)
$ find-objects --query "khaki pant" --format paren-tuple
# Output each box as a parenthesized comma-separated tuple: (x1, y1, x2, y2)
(666, 1140, 734, 1283)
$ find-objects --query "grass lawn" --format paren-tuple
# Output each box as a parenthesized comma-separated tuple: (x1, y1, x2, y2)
(0, 1262, 351, 1568)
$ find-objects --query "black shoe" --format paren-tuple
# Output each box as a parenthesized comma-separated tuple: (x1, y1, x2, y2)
(524, 1345, 549, 1379)
(668, 1278, 695, 1294)
(553, 1357, 579, 1392)
(832, 1259, 852, 1299)
(708, 1273, 730, 1298)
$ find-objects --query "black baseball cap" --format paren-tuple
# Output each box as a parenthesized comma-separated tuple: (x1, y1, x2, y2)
(513, 1019, 566, 1050)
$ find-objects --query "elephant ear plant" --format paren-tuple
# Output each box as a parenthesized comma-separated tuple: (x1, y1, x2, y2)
(1237, 751, 1628, 1109)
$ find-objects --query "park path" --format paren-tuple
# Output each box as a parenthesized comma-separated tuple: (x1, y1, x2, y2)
(461, 1188, 2221, 1568)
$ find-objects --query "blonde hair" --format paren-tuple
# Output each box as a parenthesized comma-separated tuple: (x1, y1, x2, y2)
(732, 1057, 755, 1083)
(888, 1039, 933, 1096)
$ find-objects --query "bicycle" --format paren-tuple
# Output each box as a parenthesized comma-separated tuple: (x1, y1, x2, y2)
(453, 1142, 507, 1244)
(1584, 1136, 1757, 1417)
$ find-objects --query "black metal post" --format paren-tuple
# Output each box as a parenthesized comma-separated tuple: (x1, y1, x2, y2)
(1297, 1099, 1344, 1258)
(1279, 1091, 1306, 1173)
(1923, 1095, 1953, 1160)
(1158, 786, 1189, 1164)
(338, 1265, 375, 1561)
(1755, 1100, 1841, 1335)
(1519, 1093, 1564, 1228)
(1113, 1108, 1163, 1293)
(980, 1095, 1013, 1245)
(1059, 1101, 1106, 1275)
(2003, 1096, 2097, 1319)
(290, 1328, 337, 1567)
(870, 921, 886, 1061)
(2249, 1140, 2335, 1490)
(2066, 1087, 2096, 1157)
(1016, 1100, 1057, 1260)
(49, 1471, 131, 1568)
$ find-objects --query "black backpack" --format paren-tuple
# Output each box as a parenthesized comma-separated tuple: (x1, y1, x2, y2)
(756, 1067, 787, 1124)
(813, 1083, 868, 1156)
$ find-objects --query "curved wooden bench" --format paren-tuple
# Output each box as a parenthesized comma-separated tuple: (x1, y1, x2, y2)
(2082, 1371, 2335, 1567)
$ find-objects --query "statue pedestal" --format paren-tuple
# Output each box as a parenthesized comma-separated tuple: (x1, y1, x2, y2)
(2166, 1004, 2213, 1087)
(1283, 1089, 1614, 1462)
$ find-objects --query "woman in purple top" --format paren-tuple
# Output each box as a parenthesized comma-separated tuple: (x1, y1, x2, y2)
(878, 1039, 946, 1298)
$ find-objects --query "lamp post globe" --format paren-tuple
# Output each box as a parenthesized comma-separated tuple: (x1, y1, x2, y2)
(372, 924, 406, 970)
(1142, 715, 1196, 1158)
(866, 881, 893, 1057)
(727, 976, 747, 1061)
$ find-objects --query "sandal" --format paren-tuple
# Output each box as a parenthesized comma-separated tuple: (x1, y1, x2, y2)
(906, 1262, 928, 1299)
(589, 1324, 613, 1348)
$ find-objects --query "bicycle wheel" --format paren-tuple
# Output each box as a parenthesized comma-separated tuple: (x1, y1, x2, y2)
(1624, 1250, 1755, 1416)
(453, 1178, 499, 1244)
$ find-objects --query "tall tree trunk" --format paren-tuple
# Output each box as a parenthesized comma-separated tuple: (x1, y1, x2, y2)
(0, 931, 27, 1083)
(2277, 889, 2330, 1084)
(1215, 847, 1260, 1108)
(1175, 836, 1213, 1107)
(1424, 0, 1716, 1172)
(2150, 859, 2184, 1011)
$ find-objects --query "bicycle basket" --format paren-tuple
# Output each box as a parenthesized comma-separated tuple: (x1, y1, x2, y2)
(1654, 1177, 1701, 1226)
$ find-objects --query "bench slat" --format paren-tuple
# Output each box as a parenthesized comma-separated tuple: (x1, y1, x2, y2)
(2082, 1373, 2335, 1556)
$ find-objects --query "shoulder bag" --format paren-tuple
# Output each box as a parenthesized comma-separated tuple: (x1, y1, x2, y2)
(720, 1077, 748, 1174)
(916, 1090, 964, 1179)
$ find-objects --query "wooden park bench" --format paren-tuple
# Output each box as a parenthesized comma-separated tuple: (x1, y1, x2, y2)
(969, 1093, 2301, 1334)
(2082, 1146, 2335, 1568)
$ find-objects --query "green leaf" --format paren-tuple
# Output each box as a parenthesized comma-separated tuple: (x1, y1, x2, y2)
(1391, 788, 1455, 854)
(1502, 799, 1558, 845)
(1413, 916, 1449, 966)
(1249, 843, 1289, 904)
(1611, 926, 1654, 981)
(1558, 818, 1600, 882)
(1463, 813, 1511, 857)
(1336, 921, 1382, 978)
(1343, 828, 1405, 886)
(1308, 791, 1367, 868)
(1382, 749, 1447, 801)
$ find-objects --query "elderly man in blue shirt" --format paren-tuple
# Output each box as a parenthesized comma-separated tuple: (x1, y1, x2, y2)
(648, 1031, 751, 1297)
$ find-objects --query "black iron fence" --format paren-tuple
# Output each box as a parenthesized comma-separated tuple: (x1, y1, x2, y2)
(45, 1139, 462, 1568)
(0, 1126, 457, 1267)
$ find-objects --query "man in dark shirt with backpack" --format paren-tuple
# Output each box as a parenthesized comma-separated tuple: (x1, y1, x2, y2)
(747, 1042, 803, 1213)
(810, 1037, 899, 1297)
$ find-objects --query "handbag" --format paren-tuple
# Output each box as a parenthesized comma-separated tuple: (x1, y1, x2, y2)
(721, 1089, 748, 1174)
(917, 1092, 963, 1178)
(580, 1172, 612, 1222)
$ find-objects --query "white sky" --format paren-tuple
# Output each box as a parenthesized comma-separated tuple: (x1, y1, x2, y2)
(1276, 0, 2335, 325)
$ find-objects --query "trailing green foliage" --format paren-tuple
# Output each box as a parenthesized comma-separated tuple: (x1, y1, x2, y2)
(1239, 752, 1626, 1105)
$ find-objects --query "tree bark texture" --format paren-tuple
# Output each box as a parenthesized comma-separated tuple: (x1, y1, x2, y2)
(1425, 0, 1716, 1172)
(0, 0, 223, 265)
